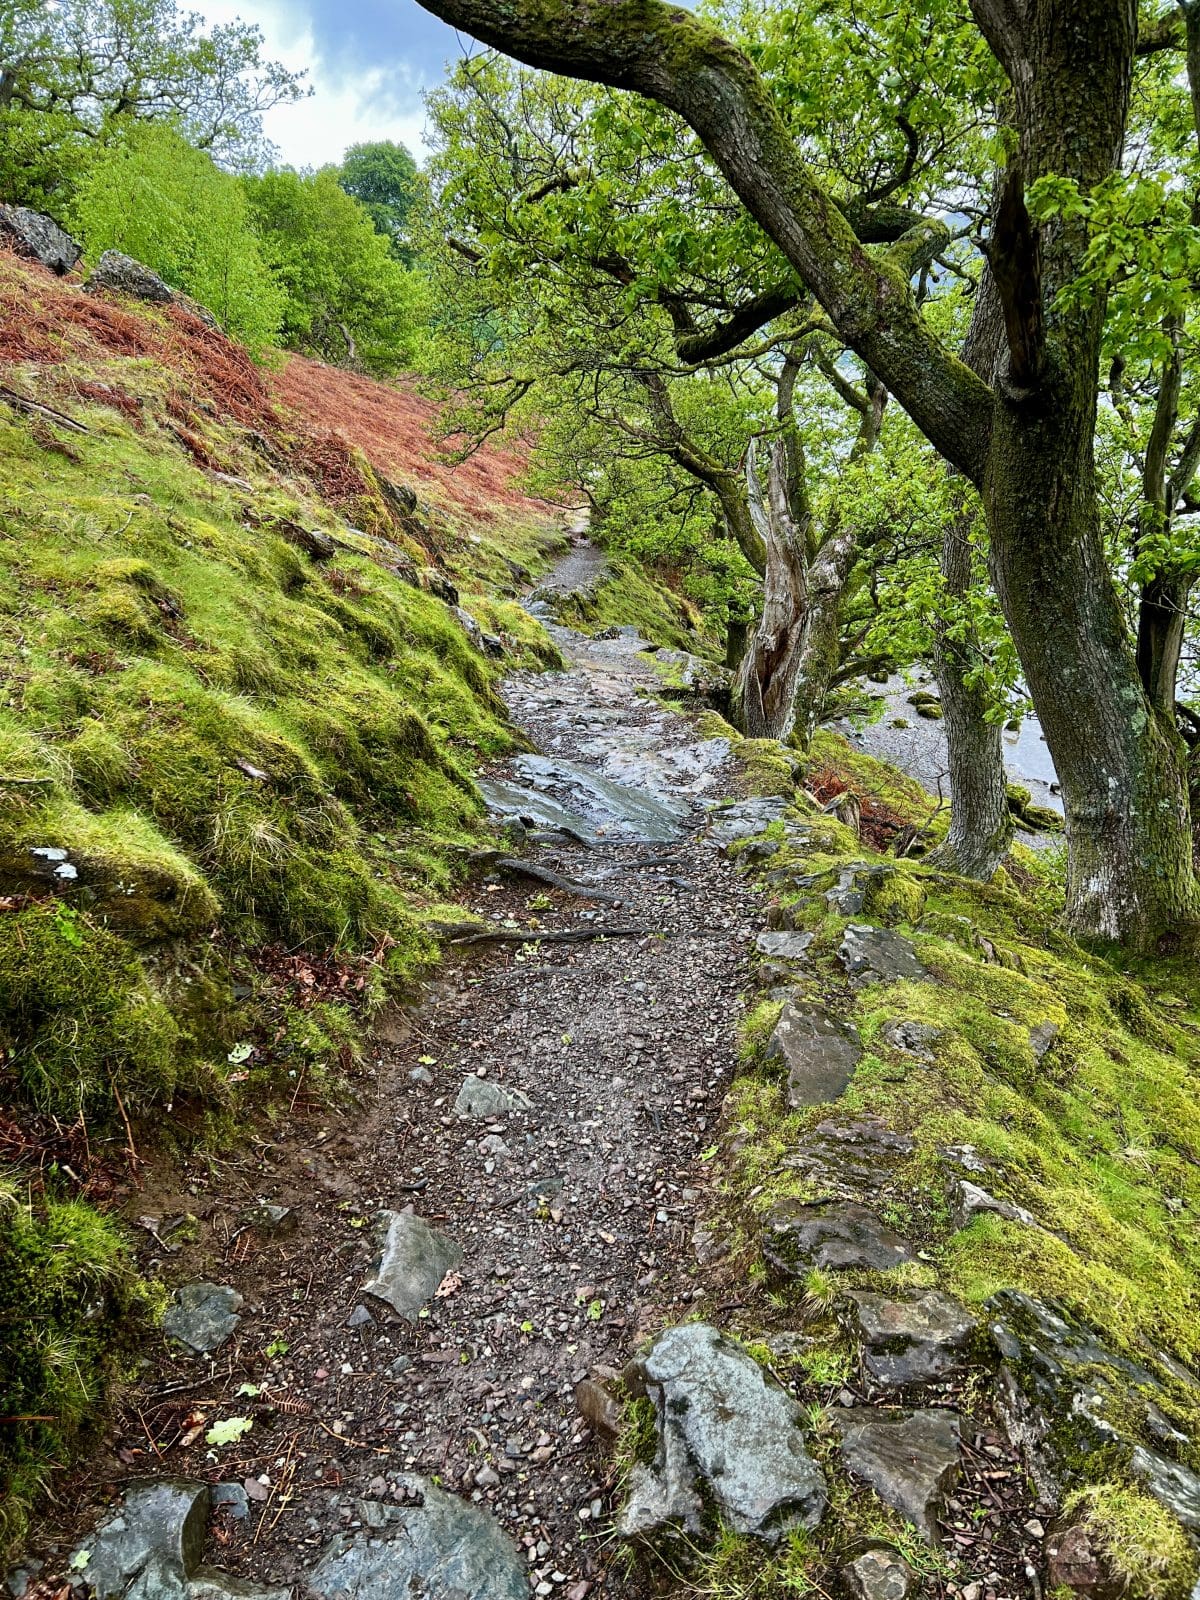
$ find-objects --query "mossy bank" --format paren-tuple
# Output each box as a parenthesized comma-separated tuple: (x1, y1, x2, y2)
(686, 729, 1200, 1597)
(0, 250, 565, 1553)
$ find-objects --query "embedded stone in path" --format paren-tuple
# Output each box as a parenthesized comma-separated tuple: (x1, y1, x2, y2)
(841, 1547, 916, 1600)
(189, 1571, 291, 1600)
(510, 752, 689, 841)
(766, 1002, 861, 1108)
(307, 1480, 527, 1600)
(754, 930, 814, 961)
(477, 775, 601, 842)
(845, 1290, 976, 1386)
(764, 1200, 915, 1276)
(618, 1322, 826, 1542)
(839, 923, 928, 987)
(70, 1481, 209, 1599)
(834, 1409, 962, 1541)
(162, 1283, 243, 1355)
(362, 1210, 463, 1321)
(453, 1075, 532, 1119)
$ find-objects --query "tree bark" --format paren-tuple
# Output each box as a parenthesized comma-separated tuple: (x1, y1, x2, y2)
(929, 263, 1013, 879)
(929, 505, 1013, 878)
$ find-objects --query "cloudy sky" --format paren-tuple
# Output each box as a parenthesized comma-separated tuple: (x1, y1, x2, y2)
(197, 0, 479, 168)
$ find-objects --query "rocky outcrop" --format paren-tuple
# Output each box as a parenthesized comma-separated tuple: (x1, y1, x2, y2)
(764, 1199, 915, 1276)
(84, 252, 219, 327)
(0, 205, 81, 274)
(989, 1289, 1200, 1535)
(846, 1289, 976, 1386)
(838, 923, 928, 986)
(618, 1323, 827, 1541)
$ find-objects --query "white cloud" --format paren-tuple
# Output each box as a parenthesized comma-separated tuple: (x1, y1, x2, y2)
(197, 0, 435, 167)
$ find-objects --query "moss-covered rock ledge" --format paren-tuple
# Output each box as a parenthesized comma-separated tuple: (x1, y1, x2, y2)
(606, 731, 1200, 1599)
(0, 251, 565, 1555)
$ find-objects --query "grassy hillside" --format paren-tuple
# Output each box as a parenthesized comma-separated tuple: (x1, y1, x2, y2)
(0, 246, 563, 1550)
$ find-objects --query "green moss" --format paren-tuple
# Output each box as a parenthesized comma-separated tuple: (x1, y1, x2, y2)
(552, 557, 718, 654)
(1062, 1483, 1197, 1599)
(860, 869, 926, 926)
(0, 902, 184, 1118)
(0, 1172, 146, 1562)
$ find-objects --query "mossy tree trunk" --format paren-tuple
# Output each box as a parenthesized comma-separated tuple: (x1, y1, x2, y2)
(929, 503, 1013, 879)
(931, 266, 1013, 880)
(415, 0, 1200, 947)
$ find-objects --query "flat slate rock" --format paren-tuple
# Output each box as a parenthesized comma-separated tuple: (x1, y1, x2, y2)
(846, 1290, 976, 1386)
(619, 1322, 826, 1541)
(879, 1018, 943, 1060)
(754, 930, 814, 960)
(453, 1076, 532, 1119)
(784, 1118, 915, 1207)
(707, 797, 791, 845)
(834, 1409, 962, 1541)
(766, 1002, 861, 1108)
(764, 1200, 915, 1276)
(839, 924, 928, 987)
(162, 1283, 243, 1355)
(307, 1479, 526, 1600)
(189, 1570, 291, 1600)
(509, 752, 689, 842)
(71, 1481, 209, 1599)
(477, 776, 602, 843)
(362, 1210, 463, 1321)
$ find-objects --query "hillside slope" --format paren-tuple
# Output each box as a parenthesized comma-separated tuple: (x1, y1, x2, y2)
(0, 244, 566, 1548)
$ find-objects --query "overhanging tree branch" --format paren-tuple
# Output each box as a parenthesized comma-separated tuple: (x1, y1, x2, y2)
(411, 0, 995, 486)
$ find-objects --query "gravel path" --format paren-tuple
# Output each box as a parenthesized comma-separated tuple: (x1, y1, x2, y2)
(65, 593, 761, 1599)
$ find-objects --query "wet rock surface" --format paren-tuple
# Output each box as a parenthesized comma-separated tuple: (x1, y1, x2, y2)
(161, 1283, 243, 1355)
(306, 1480, 528, 1600)
(834, 1409, 962, 1541)
(846, 1289, 976, 1386)
(988, 1289, 1200, 1530)
(70, 1482, 209, 1599)
(361, 1210, 464, 1321)
(839, 923, 928, 986)
(765, 1002, 862, 1108)
(619, 1323, 826, 1540)
(764, 1200, 916, 1276)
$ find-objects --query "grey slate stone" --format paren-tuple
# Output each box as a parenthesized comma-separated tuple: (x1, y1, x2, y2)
(0, 205, 81, 274)
(453, 1076, 532, 1118)
(952, 1178, 1036, 1231)
(162, 1283, 243, 1355)
(879, 1018, 943, 1060)
(839, 924, 928, 987)
(1130, 1446, 1200, 1534)
(189, 1570, 291, 1600)
(841, 1547, 916, 1600)
(754, 930, 814, 960)
(764, 1201, 915, 1276)
(765, 1002, 861, 1108)
(86, 251, 175, 303)
(306, 1479, 526, 1600)
(834, 1409, 962, 1541)
(618, 1322, 827, 1542)
(72, 1481, 209, 1599)
(845, 1290, 976, 1386)
(362, 1210, 463, 1321)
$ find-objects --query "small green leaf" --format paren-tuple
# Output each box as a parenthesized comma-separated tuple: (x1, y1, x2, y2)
(206, 1416, 253, 1446)
(236, 1382, 261, 1397)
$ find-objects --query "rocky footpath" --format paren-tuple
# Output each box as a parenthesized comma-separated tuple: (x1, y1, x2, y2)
(17, 551, 1200, 1600)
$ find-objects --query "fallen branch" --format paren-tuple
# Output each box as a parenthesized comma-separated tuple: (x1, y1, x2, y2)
(451, 925, 647, 946)
(0, 385, 90, 433)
